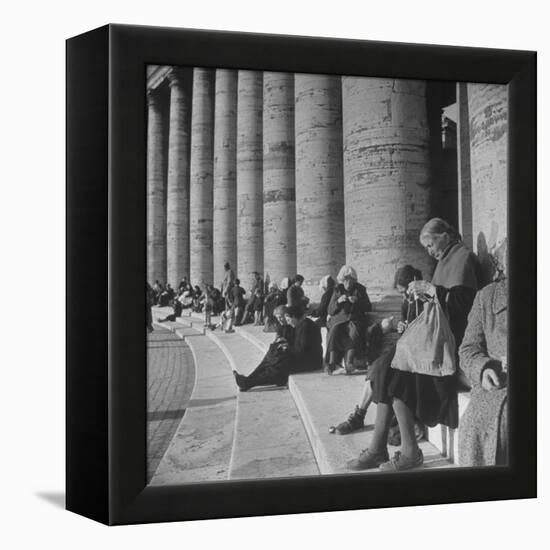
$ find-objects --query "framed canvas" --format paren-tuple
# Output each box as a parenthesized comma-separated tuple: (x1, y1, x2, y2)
(66, 24, 536, 525)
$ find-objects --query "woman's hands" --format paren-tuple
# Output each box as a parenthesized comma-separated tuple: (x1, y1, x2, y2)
(481, 368, 502, 391)
(397, 320, 407, 334)
(407, 280, 436, 301)
(481, 359, 507, 391)
(337, 294, 358, 304)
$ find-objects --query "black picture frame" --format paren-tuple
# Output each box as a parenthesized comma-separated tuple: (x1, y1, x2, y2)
(66, 24, 536, 526)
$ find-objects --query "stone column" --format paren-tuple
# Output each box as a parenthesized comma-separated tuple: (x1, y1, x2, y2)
(166, 69, 191, 288)
(146, 89, 167, 284)
(342, 77, 432, 296)
(295, 74, 345, 301)
(213, 70, 238, 287)
(468, 83, 508, 283)
(457, 82, 473, 251)
(236, 71, 264, 282)
(189, 68, 215, 289)
(263, 72, 296, 286)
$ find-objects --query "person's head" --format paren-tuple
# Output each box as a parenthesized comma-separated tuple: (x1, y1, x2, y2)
(194, 285, 201, 293)
(337, 265, 358, 289)
(394, 265, 423, 294)
(224, 262, 230, 271)
(235, 278, 240, 286)
(273, 305, 287, 325)
(269, 283, 277, 292)
(280, 277, 290, 290)
(284, 305, 304, 327)
(319, 275, 335, 291)
(294, 274, 304, 287)
(420, 218, 461, 261)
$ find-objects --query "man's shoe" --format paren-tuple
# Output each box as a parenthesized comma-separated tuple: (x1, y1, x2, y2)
(378, 449, 424, 472)
(346, 448, 389, 471)
(334, 405, 366, 435)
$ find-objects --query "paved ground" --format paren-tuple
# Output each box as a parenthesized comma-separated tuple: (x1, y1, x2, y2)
(147, 326, 195, 482)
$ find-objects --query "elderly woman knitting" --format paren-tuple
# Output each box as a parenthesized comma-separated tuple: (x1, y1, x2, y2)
(325, 265, 372, 374)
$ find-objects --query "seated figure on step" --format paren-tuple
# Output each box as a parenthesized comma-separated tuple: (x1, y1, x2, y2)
(233, 304, 323, 391)
(325, 265, 372, 375)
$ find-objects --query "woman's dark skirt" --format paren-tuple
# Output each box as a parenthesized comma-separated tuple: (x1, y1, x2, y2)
(368, 345, 458, 429)
(325, 320, 365, 362)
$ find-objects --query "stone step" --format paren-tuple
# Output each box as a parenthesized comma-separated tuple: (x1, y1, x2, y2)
(234, 324, 272, 354)
(289, 373, 453, 474)
(204, 329, 319, 480)
(148, 323, 238, 485)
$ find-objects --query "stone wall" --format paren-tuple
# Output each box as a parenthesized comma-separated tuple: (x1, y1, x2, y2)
(464, 84, 508, 284)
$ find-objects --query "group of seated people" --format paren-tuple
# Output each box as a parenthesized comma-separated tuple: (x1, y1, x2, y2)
(234, 219, 509, 473)
(148, 218, 508, 472)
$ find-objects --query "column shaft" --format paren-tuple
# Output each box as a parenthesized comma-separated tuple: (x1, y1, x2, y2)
(263, 72, 296, 286)
(295, 74, 345, 301)
(147, 90, 167, 284)
(213, 70, 238, 286)
(457, 82, 473, 250)
(189, 68, 215, 289)
(166, 69, 191, 288)
(236, 71, 264, 282)
(468, 83, 508, 283)
(342, 77, 432, 296)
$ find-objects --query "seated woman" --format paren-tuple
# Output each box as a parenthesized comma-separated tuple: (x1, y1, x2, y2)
(325, 265, 372, 374)
(285, 305, 323, 374)
(233, 305, 293, 391)
(347, 218, 479, 471)
(331, 265, 421, 434)
(232, 305, 322, 391)
(287, 274, 309, 309)
(262, 283, 287, 332)
(458, 240, 508, 467)
(157, 296, 184, 323)
(308, 275, 336, 328)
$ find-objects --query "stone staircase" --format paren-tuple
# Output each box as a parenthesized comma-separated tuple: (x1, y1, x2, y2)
(149, 305, 458, 484)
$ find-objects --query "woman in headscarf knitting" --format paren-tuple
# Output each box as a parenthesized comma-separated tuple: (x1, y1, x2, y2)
(325, 265, 372, 374)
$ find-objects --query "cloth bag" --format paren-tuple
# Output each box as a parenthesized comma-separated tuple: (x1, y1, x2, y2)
(391, 295, 456, 377)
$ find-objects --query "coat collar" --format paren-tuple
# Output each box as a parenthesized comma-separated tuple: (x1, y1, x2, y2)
(492, 279, 508, 314)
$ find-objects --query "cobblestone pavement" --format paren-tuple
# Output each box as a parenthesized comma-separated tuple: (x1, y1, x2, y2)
(147, 326, 195, 482)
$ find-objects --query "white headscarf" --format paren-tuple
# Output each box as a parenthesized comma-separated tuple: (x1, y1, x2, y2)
(319, 274, 331, 290)
(337, 265, 357, 283)
(280, 277, 290, 290)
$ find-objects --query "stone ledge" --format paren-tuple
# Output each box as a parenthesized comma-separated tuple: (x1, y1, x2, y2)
(289, 372, 454, 474)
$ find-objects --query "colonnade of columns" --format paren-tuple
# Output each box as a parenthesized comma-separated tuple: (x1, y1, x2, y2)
(147, 66, 508, 298)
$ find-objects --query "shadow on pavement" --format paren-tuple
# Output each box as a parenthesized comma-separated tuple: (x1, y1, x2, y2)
(35, 492, 65, 509)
